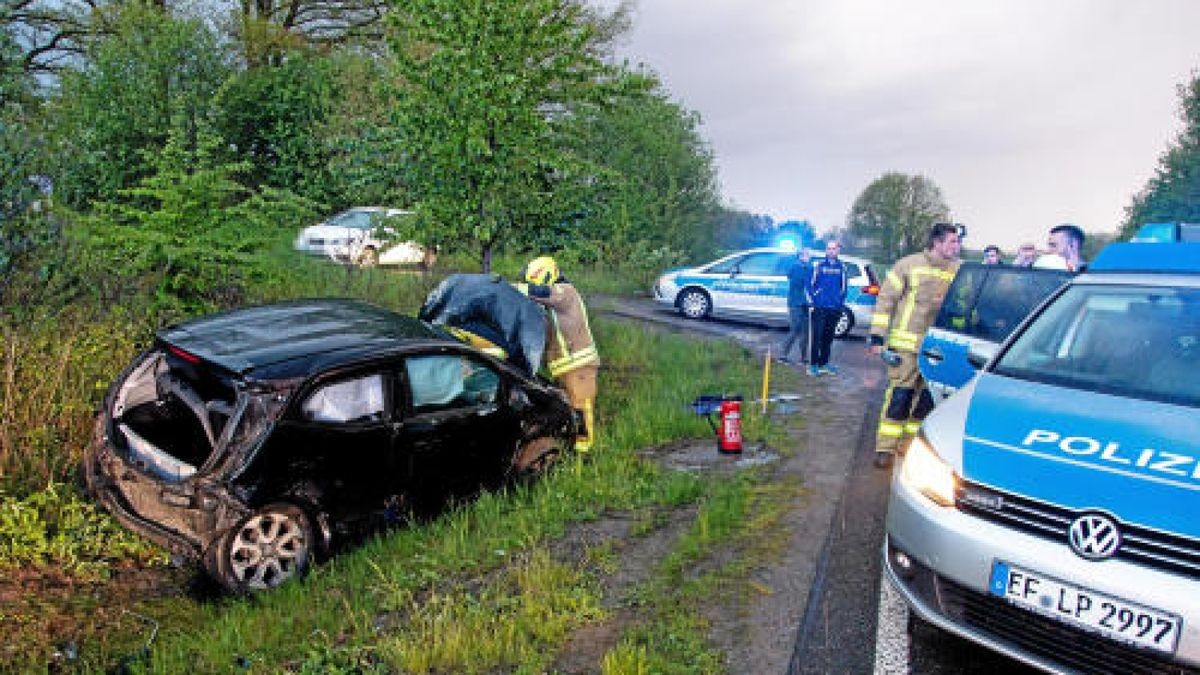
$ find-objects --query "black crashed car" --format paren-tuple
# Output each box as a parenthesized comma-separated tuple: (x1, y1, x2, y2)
(83, 299, 576, 592)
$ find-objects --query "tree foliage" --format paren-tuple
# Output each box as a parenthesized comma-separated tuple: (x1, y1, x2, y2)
(45, 4, 232, 207)
(386, 0, 626, 271)
(847, 172, 950, 261)
(1121, 71, 1200, 238)
(542, 77, 723, 266)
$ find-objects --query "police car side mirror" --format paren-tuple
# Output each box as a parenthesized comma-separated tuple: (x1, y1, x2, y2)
(967, 342, 999, 369)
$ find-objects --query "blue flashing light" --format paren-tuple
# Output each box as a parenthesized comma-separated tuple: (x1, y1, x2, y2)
(1088, 242, 1200, 274)
(1132, 222, 1200, 243)
(775, 234, 800, 251)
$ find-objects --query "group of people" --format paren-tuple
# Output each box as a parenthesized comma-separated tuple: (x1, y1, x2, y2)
(870, 222, 1087, 469)
(780, 222, 1086, 471)
(777, 241, 850, 377)
(981, 224, 1087, 271)
(426, 223, 1086, 469)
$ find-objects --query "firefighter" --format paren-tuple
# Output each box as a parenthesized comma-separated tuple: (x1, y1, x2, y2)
(868, 223, 962, 469)
(520, 256, 600, 452)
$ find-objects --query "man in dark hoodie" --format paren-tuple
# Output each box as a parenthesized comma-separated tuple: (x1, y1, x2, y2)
(807, 240, 849, 377)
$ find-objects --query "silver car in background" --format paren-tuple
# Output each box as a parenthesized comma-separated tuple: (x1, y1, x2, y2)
(293, 207, 432, 268)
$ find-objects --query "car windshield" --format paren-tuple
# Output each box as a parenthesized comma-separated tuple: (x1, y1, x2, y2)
(328, 211, 374, 230)
(993, 284, 1200, 408)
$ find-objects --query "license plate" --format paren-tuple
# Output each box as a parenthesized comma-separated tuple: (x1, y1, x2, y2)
(989, 561, 1182, 654)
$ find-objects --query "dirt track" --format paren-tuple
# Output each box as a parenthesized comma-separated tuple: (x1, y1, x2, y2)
(593, 295, 886, 673)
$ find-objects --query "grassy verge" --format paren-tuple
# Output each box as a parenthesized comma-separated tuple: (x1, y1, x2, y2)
(113, 318, 790, 673)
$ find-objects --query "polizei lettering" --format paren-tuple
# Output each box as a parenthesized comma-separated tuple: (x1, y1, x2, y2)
(1022, 430, 1200, 482)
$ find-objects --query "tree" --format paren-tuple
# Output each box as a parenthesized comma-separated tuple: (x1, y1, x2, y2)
(386, 0, 626, 271)
(1121, 71, 1200, 238)
(847, 172, 950, 261)
(44, 4, 232, 207)
(541, 77, 723, 264)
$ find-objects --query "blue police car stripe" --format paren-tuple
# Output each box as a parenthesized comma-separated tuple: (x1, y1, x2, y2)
(962, 374, 1200, 539)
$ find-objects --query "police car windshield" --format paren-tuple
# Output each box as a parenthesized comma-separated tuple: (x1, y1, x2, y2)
(993, 285, 1200, 408)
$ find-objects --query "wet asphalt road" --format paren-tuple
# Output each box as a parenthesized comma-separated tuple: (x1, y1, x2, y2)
(597, 295, 1040, 675)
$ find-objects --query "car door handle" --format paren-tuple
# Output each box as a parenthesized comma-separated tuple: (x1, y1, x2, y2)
(921, 346, 945, 364)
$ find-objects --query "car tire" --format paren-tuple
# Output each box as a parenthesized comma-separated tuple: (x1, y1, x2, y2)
(357, 247, 379, 267)
(208, 503, 313, 593)
(834, 307, 854, 338)
(677, 289, 712, 320)
(512, 436, 565, 480)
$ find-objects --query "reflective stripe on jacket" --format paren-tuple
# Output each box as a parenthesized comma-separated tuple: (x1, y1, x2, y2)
(869, 251, 959, 353)
(520, 282, 599, 378)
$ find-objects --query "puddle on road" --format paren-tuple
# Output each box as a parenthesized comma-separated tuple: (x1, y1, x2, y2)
(648, 440, 781, 474)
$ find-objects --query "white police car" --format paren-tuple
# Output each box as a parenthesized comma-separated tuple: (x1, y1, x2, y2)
(885, 241, 1200, 673)
(652, 247, 879, 337)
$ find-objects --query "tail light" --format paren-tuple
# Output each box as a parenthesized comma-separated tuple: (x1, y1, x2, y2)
(168, 346, 202, 364)
(864, 284, 880, 296)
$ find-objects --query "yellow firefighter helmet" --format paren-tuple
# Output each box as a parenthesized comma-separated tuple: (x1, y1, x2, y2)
(525, 256, 560, 285)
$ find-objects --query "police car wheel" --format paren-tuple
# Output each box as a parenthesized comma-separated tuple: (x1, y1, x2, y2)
(678, 289, 711, 320)
(834, 308, 853, 338)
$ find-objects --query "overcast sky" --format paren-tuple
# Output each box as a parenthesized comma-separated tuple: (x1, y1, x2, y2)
(609, 0, 1200, 250)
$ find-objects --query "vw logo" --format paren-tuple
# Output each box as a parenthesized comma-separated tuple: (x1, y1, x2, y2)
(1068, 514, 1121, 560)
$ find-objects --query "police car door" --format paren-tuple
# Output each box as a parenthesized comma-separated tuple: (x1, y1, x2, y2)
(920, 264, 1071, 404)
(699, 253, 748, 315)
(728, 252, 788, 321)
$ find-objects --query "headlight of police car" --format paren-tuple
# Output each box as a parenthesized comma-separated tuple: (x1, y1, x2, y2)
(900, 435, 957, 506)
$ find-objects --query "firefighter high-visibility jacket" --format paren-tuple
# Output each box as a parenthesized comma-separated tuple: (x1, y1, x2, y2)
(870, 251, 961, 353)
(527, 282, 599, 378)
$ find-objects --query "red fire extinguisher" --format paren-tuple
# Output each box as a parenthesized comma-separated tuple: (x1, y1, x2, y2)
(718, 395, 743, 454)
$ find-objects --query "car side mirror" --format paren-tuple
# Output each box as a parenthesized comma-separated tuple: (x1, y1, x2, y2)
(967, 342, 999, 369)
(509, 386, 532, 411)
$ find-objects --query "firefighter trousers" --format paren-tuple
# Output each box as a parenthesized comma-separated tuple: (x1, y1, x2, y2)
(558, 365, 598, 452)
(875, 350, 935, 456)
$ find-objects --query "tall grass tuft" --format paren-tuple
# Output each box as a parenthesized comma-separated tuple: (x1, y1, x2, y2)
(376, 549, 605, 674)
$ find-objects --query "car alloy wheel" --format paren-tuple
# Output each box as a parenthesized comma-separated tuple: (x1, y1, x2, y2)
(678, 289, 711, 320)
(834, 308, 853, 338)
(213, 503, 313, 592)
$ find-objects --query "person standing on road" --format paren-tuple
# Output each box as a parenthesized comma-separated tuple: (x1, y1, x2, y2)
(808, 240, 849, 376)
(521, 256, 600, 452)
(778, 247, 812, 364)
(868, 223, 962, 469)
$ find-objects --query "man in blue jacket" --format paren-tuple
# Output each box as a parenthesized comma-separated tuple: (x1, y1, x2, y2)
(778, 247, 812, 364)
(807, 240, 848, 376)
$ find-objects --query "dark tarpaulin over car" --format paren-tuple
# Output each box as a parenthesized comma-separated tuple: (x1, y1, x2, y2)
(418, 274, 546, 375)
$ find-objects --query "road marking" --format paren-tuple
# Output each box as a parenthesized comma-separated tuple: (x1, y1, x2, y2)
(875, 573, 910, 674)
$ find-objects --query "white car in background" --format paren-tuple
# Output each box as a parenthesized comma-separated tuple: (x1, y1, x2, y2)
(293, 207, 433, 268)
